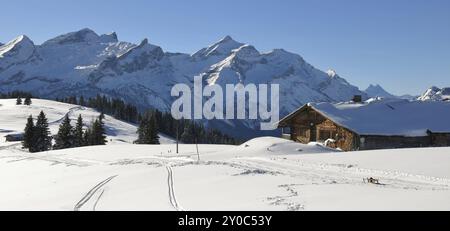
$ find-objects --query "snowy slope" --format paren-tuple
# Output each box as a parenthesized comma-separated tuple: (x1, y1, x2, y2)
(0, 136, 449, 211)
(0, 29, 367, 138)
(0, 98, 175, 145)
(417, 86, 450, 101)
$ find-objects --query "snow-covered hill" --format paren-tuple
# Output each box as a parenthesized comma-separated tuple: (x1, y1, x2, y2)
(0, 28, 368, 138)
(0, 136, 449, 210)
(417, 86, 450, 102)
(0, 98, 175, 145)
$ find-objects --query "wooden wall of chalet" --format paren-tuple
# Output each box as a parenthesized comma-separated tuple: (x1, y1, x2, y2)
(290, 108, 321, 143)
(429, 133, 450, 146)
(289, 108, 358, 151)
(358, 135, 431, 150)
(315, 118, 357, 151)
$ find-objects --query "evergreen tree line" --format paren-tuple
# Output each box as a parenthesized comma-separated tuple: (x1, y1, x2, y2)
(135, 110, 238, 145)
(23, 112, 107, 153)
(4, 91, 238, 145)
(56, 94, 138, 123)
(57, 95, 239, 145)
(0, 91, 34, 99)
(53, 113, 107, 150)
(0, 91, 34, 105)
(149, 110, 239, 145)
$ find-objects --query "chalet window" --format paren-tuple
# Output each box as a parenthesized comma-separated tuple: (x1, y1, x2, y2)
(318, 129, 337, 141)
(283, 127, 291, 134)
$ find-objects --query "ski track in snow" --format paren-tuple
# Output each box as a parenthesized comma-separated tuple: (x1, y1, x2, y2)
(74, 175, 118, 211)
(0, 143, 21, 151)
(107, 154, 450, 209)
(164, 157, 450, 210)
(49, 106, 85, 125)
(93, 189, 106, 211)
(1, 137, 449, 210)
(165, 164, 184, 211)
(0, 150, 96, 167)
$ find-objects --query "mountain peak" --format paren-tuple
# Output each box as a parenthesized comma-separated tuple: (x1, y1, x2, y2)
(266, 48, 300, 58)
(0, 35, 36, 69)
(418, 86, 450, 101)
(211, 35, 242, 48)
(42, 28, 100, 46)
(326, 69, 337, 78)
(429, 86, 441, 91)
(100, 32, 118, 43)
(116, 37, 162, 61)
(78, 27, 95, 33)
(0, 35, 35, 58)
(109, 32, 118, 40)
(193, 35, 244, 59)
(365, 84, 397, 99)
(220, 35, 234, 42)
(232, 44, 260, 59)
(14, 35, 33, 44)
(367, 84, 383, 90)
(138, 38, 149, 47)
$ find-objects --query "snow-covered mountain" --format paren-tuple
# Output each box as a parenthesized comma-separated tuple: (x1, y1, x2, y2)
(417, 86, 450, 102)
(364, 84, 397, 99)
(0, 28, 368, 138)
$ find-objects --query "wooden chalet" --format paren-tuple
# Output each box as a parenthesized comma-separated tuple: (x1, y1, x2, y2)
(4, 133, 24, 142)
(277, 98, 450, 151)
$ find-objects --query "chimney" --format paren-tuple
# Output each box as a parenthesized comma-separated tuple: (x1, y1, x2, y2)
(352, 95, 362, 103)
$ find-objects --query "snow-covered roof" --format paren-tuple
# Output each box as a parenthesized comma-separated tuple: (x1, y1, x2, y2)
(279, 98, 450, 137)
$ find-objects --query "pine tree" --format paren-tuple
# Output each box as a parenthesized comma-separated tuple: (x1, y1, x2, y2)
(74, 114, 84, 147)
(16, 97, 22, 105)
(24, 96, 32, 105)
(22, 115, 35, 150)
(83, 127, 92, 146)
(181, 122, 196, 143)
(54, 114, 74, 150)
(79, 96, 85, 106)
(90, 116, 107, 146)
(148, 114, 160, 144)
(136, 115, 149, 144)
(99, 112, 105, 122)
(33, 111, 52, 152)
(97, 113, 107, 145)
(136, 112, 160, 144)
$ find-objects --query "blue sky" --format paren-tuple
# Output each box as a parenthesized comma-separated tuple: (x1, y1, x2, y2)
(1, 0, 449, 95)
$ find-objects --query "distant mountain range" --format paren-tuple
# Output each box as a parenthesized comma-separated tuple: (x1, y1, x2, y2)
(363, 84, 417, 100)
(417, 86, 450, 102)
(0, 28, 445, 138)
(364, 84, 397, 99)
(363, 84, 450, 102)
